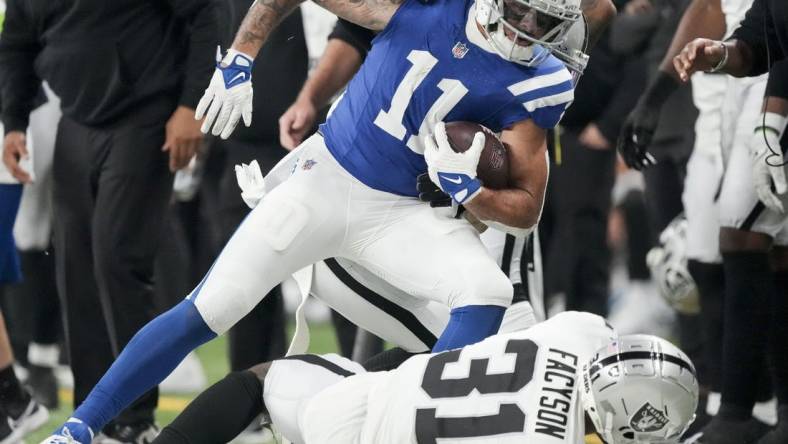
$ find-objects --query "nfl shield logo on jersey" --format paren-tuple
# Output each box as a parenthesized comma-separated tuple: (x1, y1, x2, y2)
(302, 159, 317, 171)
(452, 42, 469, 59)
(630, 403, 669, 433)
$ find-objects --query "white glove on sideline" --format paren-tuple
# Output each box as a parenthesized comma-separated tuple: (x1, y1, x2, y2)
(235, 160, 266, 209)
(750, 112, 788, 213)
(423, 122, 484, 205)
(195, 47, 254, 140)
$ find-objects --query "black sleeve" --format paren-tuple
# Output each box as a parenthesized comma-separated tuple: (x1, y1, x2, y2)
(731, 0, 784, 76)
(327, 19, 375, 60)
(0, 0, 42, 134)
(596, 58, 646, 142)
(766, 58, 788, 100)
(166, 0, 220, 109)
(608, 9, 660, 56)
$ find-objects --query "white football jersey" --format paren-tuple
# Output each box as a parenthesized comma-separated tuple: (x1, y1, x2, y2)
(358, 312, 615, 443)
(721, 0, 754, 37)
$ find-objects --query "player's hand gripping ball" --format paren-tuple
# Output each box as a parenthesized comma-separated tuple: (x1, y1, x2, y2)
(423, 121, 509, 205)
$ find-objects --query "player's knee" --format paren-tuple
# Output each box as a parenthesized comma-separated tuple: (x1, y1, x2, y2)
(190, 280, 263, 335)
(454, 271, 513, 308)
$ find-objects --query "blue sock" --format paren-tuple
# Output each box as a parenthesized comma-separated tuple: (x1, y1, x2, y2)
(73, 300, 216, 434)
(0, 184, 23, 285)
(431, 305, 505, 352)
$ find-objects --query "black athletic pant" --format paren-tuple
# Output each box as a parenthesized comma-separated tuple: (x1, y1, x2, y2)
(1, 249, 61, 365)
(204, 138, 287, 370)
(542, 129, 616, 316)
(52, 111, 173, 425)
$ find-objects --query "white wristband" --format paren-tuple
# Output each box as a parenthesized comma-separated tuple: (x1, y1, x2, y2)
(755, 112, 788, 139)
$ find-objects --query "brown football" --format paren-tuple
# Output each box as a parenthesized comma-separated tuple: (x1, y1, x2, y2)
(444, 121, 510, 190)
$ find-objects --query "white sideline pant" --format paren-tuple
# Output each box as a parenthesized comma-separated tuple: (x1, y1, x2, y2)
(717, 76, 788, 244)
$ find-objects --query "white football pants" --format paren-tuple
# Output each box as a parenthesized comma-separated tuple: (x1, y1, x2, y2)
(189, 134, 513, 335)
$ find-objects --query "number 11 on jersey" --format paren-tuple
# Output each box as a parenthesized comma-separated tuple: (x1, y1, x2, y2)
(374, 50, 469, 154)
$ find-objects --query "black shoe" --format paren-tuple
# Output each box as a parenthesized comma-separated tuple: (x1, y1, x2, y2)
(25, 364, 59, 410)
(686, 417, 772, 444)
(757, 406, 788, 444)
(99, 421, 158, 444)
(0, 397, 50, 444)
(756, 423, 787, 444)
(0, 413, 16, 444)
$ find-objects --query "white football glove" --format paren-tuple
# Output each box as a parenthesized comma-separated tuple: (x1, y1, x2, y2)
(423, 122, 484, 205)
(750, 112, 788, 214)
(235, 160, 266, 209)
(195, 47, 254, 140)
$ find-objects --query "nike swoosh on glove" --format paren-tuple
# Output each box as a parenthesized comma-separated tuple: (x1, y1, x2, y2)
(423, 122, 484, 205)
(751, 112, 788, 213)
(41, 418, 94, 444)
(195, 47, 254, 140)
(235, 160, 266, 209)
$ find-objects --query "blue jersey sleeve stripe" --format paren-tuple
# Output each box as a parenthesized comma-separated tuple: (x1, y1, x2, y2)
(523, 89, 574, 112)
(507, 67, 573, 96)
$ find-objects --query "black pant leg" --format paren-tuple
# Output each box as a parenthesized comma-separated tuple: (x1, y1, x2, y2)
(52, 117, 115, 410)
(544, 130, 615, 316)
(621, 191, 652, 280)
(90, 121, 172, 424)
(642, 159, 686, 239)
(1, 249, 61, 359)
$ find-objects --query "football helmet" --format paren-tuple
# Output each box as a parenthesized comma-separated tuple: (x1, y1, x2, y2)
(581, 335, 699, 443)
(552, 15, 590, 80)
(646, 215, 700, 315)
(476, 0, 583, 66)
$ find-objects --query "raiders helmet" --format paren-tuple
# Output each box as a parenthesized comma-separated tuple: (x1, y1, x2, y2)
(476, 0, 582, 66)
(646, 215, 700, 315)
(581, 335, 699, 443)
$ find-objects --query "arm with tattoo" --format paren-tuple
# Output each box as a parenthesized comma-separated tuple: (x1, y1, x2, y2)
(233, 0, 403, 57)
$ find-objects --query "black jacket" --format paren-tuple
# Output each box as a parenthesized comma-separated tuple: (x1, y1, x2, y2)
(0, 0, 218, 132)
(731, 0, 788, 78)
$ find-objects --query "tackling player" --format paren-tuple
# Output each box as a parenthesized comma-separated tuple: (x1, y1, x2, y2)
(148, 312, 699, 444)
(43, 0, 615, 442)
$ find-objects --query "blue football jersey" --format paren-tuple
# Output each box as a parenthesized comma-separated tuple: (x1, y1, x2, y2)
(320, 0, 574, 197)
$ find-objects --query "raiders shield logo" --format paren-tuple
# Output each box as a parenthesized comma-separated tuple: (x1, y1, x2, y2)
(630, 403, 669, 433)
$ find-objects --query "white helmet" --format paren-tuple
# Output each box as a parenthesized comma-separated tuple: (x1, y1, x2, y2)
(552, 15, 589, 80)
(646, 215, 700, 315)
(476, 0, 583, 67)
(581, 335, 699, 443)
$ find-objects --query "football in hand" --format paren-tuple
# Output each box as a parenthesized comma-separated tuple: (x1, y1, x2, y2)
(444, 121, 510, 189)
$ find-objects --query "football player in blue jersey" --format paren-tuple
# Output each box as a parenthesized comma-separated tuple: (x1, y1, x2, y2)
(43, 1, 615, 442)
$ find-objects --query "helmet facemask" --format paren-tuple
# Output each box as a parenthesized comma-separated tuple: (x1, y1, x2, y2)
(476, 0, 582, 66)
